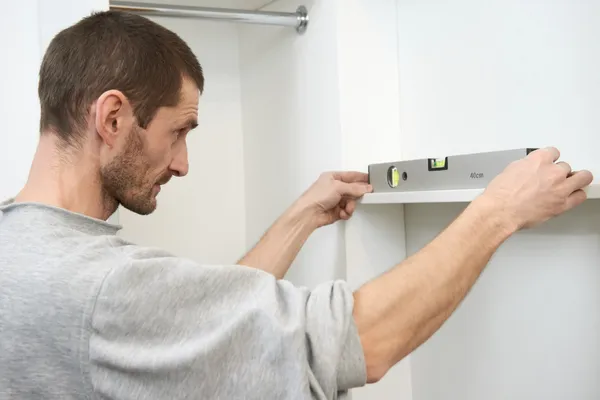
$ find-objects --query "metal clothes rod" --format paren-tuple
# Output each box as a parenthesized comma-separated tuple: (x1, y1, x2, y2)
(110, 1, 309, 34)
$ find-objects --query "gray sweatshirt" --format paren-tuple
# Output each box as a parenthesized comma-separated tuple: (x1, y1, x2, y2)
(0, 201, 367, 399)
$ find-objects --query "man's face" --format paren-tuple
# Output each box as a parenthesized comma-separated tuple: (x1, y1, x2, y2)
(100, 78, 199, 215)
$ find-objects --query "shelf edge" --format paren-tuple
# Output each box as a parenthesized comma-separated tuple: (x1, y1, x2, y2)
(360, 183, 600, 205)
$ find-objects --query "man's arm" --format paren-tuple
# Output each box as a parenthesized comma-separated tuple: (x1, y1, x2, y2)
(238, 172, 372, 279)
(353, 196, 513, 381)
(237, 203, 317, 279)
(352, 148, 593, 382)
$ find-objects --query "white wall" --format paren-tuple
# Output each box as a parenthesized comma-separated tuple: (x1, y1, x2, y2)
(407, 202, 600, 400)
(396, 0, 600, 176)
(118, 15, 247, 265)
(395, 1, 600, 399)
(0, 0, 108, 202)
(239, 0, 348, 288)
(0, 0, 42, 201)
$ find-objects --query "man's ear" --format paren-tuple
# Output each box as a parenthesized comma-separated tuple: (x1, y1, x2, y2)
(94, 90, 134, 147)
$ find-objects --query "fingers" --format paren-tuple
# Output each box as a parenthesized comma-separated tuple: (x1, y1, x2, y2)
(563, 170, 594, 194)
(340, 209, 350, 220)
(345, 199, 357, 215)
(336, 181, 373, 198)
(565, 189, 588, 210)
(334, 204, 352, 221)
(529, 147, 560, 163)
(555, 161, 572, 177)
(332, 171, 369, 184)
(338, 197, 357, 215)
(332, 197, 358, 222)
(340, 200, 358, 220)
(339, 197, 348, 210)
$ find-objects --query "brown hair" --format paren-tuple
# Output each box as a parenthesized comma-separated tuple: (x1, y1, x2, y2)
(38, 10, 204, 146)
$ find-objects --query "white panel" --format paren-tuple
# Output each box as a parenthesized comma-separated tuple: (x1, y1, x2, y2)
(345, 206, 413, 400)
(118, 18, 246, 265)
(336, 0, 403, 171)
(239, 0, 348, 288)
(0, 0, 41, 201)
(396, 0, 600, 179)
(406, 201, 600, 400)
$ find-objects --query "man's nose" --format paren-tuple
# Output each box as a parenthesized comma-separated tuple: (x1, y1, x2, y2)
(170, 141, 189, 177)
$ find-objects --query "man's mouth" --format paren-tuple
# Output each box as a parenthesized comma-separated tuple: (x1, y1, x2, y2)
(153, 176, 171, 196)
(156, 176, 172, 186)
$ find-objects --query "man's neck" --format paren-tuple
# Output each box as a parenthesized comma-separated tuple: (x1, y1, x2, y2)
(15, 134, 117, 221)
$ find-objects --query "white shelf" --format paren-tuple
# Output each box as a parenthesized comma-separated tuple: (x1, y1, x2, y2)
(360, 183, 600, 205)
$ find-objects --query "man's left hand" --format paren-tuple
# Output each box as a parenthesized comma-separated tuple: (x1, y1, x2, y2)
(294, 171, 373, 228)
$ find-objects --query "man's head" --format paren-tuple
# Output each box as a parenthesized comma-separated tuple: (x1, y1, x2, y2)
(38, 11, 203, 215)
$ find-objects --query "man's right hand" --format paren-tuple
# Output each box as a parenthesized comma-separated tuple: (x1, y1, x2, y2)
(352, 146, 593, 384)
(481, 147, 593, 230)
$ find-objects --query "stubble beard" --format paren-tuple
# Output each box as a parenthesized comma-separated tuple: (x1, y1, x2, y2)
(100, 127, 158, 216)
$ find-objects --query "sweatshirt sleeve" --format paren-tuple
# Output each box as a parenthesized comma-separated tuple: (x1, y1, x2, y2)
(88, 247, 367, 400)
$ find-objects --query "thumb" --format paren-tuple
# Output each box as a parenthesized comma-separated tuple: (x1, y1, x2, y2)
(338, 181, 373, 198)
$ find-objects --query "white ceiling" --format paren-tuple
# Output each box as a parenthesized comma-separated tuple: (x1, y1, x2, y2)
(116, 0, 277, 10)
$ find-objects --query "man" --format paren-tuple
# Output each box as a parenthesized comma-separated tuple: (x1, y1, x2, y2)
(0, 10, 593, 400)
